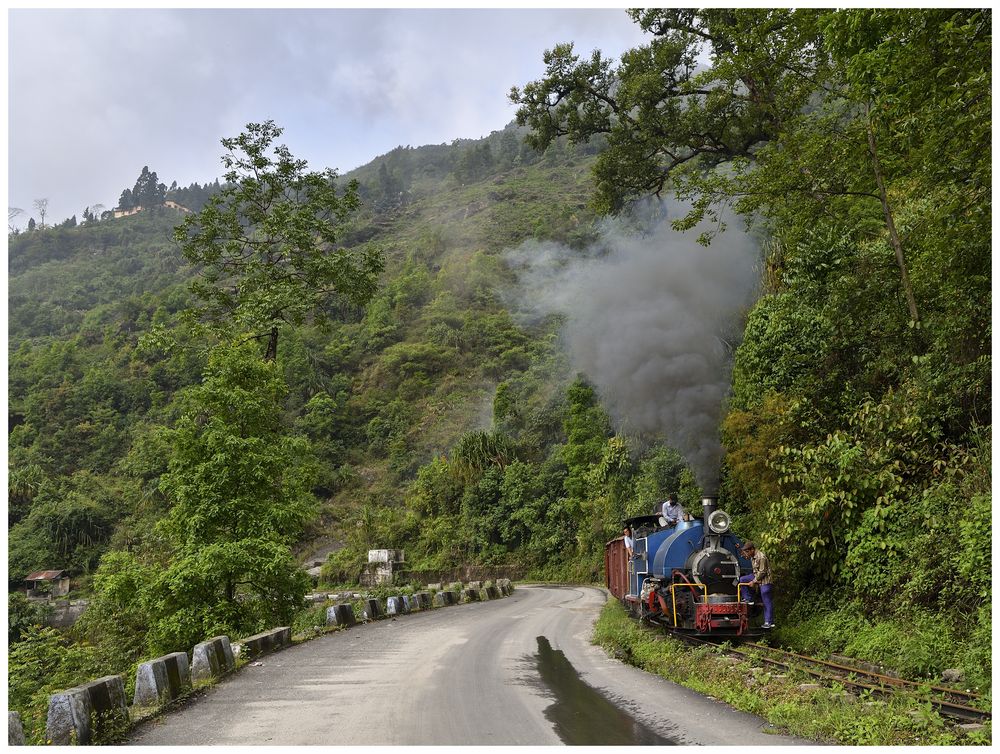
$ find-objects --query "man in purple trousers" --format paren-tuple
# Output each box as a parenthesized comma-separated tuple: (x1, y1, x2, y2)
(738, 541, 775, 629)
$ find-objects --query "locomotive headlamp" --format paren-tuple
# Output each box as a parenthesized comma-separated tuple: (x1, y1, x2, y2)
(707, 510, 731, 534)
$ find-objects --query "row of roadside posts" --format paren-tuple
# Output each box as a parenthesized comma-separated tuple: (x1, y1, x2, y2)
(8, 578, 514, 746)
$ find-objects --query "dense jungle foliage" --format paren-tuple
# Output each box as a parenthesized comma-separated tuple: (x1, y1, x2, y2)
(7, 7, 990, 742)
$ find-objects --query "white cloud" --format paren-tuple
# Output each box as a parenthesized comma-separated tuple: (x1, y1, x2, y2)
(9, 8, 648, 226)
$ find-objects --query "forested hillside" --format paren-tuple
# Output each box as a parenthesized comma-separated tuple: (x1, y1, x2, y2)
(10, 119, 678, 737)
(8, 123, 621, 590)
(7, 7, 990, 743)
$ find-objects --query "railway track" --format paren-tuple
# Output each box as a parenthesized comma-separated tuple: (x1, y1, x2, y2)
(680, 635, 990, 724)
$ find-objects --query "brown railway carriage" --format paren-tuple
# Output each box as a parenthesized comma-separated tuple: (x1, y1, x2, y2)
(605, 535, 629, 600)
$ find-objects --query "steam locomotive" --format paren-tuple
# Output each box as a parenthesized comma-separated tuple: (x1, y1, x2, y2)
(604, 496, 764, 638)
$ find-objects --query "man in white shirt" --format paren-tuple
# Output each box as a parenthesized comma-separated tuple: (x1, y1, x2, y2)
(661, 494, 685, 527)
(623, 526, 634, 557)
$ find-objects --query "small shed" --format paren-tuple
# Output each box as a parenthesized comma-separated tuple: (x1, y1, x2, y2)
(25, 570, 70, 599)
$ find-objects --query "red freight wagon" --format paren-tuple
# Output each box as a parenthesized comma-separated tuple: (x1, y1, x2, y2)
(604, 535, 629, 601)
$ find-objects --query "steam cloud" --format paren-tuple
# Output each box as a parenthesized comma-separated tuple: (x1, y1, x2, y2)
(504, 201, 759, 491)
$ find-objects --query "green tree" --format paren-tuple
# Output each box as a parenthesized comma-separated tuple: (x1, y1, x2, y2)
(8, 593, 50, 644)
(375, 161, 405, 210)
(74, 550, 158, 673)
(117, 187, 135, 211)
(132, 165, 166, 209)
(8, 455, 45, 527)
(8, 472, 124, 578)
(455, 143, 495, 183)
(147, 341, 315, 651)
(174, 120, 384, 361)
(510, 9, 827, 216)
(561, 378, 611, 500)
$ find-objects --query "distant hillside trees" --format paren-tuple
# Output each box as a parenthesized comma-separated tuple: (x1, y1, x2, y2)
(374, 162, 407, 211)
(117, 166, 167, 210)
(455, 143, 495, 184)
(9, 207, 24, 233)
(32, 199, 48, 228)
(166, 179, 220, 213)
(117, 188, 134, 211)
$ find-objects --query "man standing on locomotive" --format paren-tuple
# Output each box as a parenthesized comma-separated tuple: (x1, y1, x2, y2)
(739, 541, 775, 629)
(623, 526, 634, 558)
(660, 493, 685, 527)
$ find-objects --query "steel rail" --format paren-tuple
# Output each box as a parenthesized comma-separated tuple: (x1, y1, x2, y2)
(740, 641, 984, 706)
(673, 634, 990, 724)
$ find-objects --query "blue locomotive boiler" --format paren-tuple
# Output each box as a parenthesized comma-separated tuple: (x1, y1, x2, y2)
(605, 496, 762, 638)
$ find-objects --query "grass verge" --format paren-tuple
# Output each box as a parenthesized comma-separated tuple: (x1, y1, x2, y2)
(591, 598, 990, 746)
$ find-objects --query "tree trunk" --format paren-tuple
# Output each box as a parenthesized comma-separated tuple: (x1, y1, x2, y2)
(865, 103, 920, 326)
(264, 326, 279, 363)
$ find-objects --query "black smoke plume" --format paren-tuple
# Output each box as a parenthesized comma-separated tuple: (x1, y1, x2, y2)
(504, 200, 759, 490)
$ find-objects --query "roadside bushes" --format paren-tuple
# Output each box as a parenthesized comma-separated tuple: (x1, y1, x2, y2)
(8, 626, 104, 745)
(778, 596, 990, 690)
(320, 548, 366, 587)
(757, 408, 991, 691)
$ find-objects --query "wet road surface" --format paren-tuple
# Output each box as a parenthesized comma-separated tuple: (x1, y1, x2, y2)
(534, 635, 674, 745)
(129, 585, 812, 745)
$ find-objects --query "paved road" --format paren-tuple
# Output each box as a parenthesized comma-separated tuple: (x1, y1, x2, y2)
(129, 585, 812, 745)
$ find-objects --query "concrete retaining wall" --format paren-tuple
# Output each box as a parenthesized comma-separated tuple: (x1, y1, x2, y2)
(9, 712, 24, 746)
(240, 627, 292, 660)
(326, 603, 356, 627)
(386, 596, 408, 616)
(133, 652, 190, 708)
(46, 675, 127, 745)
(45, 600, 90, 629)
(191, 636, 236, 684)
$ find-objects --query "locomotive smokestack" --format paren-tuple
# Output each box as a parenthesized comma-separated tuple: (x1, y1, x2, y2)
(701, 496, 719, 529)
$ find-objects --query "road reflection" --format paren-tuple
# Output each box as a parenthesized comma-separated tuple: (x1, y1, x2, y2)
(534, 635, 677, 745)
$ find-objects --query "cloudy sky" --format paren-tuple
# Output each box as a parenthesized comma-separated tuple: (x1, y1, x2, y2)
(9, 8, 649, 227)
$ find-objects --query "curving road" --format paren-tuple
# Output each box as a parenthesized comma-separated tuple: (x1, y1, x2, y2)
(129, 585, 812, 745)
